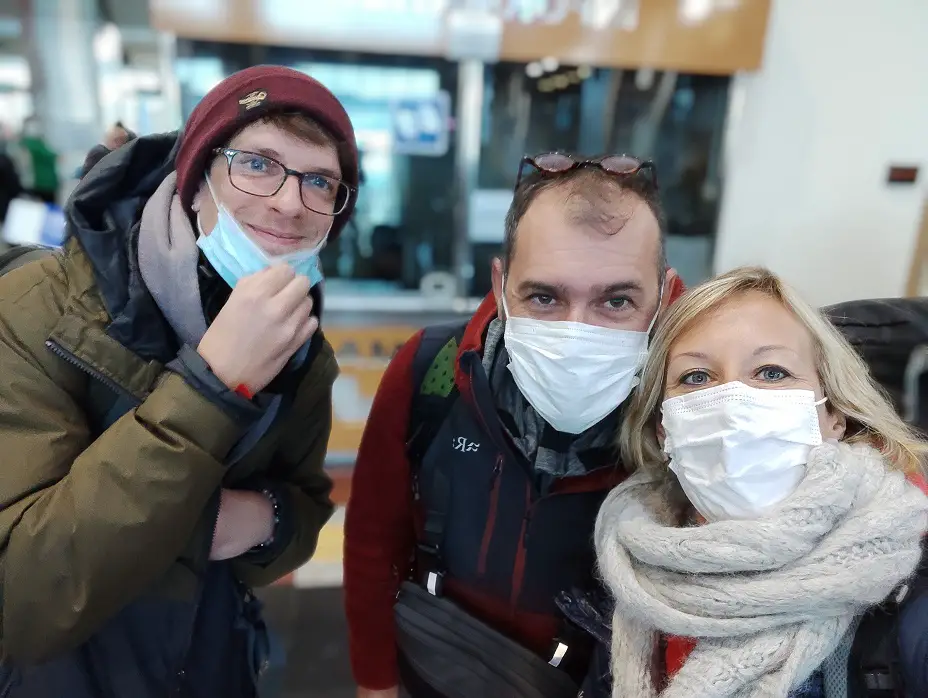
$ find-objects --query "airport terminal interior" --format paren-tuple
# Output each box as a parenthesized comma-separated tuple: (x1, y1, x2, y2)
(0, 0, 926, 696)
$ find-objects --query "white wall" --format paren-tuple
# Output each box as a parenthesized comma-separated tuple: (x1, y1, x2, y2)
(714, 0, 928, 307)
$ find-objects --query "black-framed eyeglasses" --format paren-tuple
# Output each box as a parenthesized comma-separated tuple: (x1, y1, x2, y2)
(514, 152, 658, 192)
(213, 148, 354, 216)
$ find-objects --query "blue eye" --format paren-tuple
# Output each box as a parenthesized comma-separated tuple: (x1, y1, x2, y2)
(680, 370, 710, 386)
(304, 174, 333, 191)
(242, 156, 271, 172)
(757, 365, 790, 381)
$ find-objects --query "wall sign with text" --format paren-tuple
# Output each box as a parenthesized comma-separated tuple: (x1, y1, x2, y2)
(391, 92, 452, 157)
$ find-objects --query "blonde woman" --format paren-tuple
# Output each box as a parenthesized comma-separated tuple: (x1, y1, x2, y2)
(594, 266, 928, 698)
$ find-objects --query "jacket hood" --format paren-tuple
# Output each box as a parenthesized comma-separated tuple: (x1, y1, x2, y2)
(65, 132, 183, 360)
(64, 132, 326, 363)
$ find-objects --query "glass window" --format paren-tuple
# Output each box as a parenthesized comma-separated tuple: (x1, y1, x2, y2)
(474, 62, 730, 292)
(177, 41, 460, 295)
(176, 42, 731, 297)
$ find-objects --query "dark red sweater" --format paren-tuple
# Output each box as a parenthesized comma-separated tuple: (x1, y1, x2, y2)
(343, 298, 490, 691)
(344, 282, 687, 690)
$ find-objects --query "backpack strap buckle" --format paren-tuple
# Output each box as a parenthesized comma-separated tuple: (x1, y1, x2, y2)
(863, 669, 894, 692)
(548, 641, 569, 668)
(422, 570, 445, 597)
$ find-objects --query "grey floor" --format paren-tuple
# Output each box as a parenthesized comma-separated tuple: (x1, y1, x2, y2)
(259, 586, 355, 698)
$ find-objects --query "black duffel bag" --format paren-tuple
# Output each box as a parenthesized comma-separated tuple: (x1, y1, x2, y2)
(823, 297, 928, 418)
(394, 581, 580, 698)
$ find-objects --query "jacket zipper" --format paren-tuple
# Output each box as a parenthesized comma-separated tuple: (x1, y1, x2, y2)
(44, 339, 141, 404)
(477, 455, 503, 577)
(47, 337, 217, 689)
(510, 481, 532, 609)
(173, 493, 221, 693)
(514, 468, 620, 611)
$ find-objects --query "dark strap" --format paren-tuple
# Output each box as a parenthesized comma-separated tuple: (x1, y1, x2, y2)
(854, 537, 928, 698)
(406, 321, 467, 583)
(0, 244, 56, 275)
(406, 322, 467, 455)
(406, 321, 467, 466)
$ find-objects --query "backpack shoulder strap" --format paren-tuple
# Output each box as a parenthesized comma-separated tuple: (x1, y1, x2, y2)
(851, 537, 928, 697)
(0, 244, 56, 276)
(406, 321, 467, 466)
(406, 321, 467, 583)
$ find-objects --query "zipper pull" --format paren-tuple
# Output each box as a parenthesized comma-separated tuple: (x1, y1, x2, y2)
(523, 509, 533, 546)
(488, 455, 502, 491)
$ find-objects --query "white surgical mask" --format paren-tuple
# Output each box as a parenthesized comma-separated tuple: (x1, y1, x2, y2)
(501, 278, 660, 434)
(196, 176, 326, 288)
(662, 381, 826, 521)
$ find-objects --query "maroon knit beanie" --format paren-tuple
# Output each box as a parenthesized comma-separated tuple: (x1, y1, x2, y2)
(175, 65, 358, 240)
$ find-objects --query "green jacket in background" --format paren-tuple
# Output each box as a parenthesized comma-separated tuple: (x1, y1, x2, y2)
(17, 135, 59, 194)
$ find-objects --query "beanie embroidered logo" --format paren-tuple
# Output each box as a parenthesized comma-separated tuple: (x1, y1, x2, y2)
(238, 90, 268, 112)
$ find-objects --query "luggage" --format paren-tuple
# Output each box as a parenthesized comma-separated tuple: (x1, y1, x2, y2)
(394, 582, 579, 698)
(824, 298, 928, 425)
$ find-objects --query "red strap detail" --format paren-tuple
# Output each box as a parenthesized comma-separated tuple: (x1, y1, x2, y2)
(234, 384, 253, 400)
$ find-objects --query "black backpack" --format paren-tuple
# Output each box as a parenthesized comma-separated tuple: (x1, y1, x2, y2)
(824, 297, 928, 697)
(406, 322, 467, 462)
(824, 298, 928, 429)
(404, 322, 468, 579)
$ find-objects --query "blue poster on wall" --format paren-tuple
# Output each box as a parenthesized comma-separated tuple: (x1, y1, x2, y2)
(390, 91, 451, 157)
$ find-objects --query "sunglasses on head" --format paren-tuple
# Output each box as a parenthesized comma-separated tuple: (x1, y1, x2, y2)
(514, 152, 658, 192)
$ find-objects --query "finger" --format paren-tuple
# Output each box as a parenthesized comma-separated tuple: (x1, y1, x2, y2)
(277, 297, 313, 329)
(243, 264, 295, 295)
(274, 274, 313, 314)
(272, 314, 317, 361)
(295, 315, 319, 347)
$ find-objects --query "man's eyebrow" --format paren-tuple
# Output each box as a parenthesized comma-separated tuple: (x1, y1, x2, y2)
(514, 280, 646, 297)
(516, 280, 568, 297)
(239, 146, 283, 160)
(593, 281, 645, 296)
(307, 166, 343, 179)
(235, 146, 342, 178)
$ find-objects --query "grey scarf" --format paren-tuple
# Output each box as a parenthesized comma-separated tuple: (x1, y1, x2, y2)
(482, 318, 616, 478)
(136, 172, 209, 347)
(594, 442, 928, 698)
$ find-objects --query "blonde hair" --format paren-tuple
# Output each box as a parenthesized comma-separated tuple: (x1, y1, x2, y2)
(621, 266, 928, 477)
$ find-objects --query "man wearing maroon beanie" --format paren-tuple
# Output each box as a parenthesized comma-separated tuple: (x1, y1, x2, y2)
(0, 66, 357, 698)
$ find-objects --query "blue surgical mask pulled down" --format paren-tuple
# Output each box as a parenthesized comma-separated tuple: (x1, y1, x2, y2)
(196, 176, 326, 288)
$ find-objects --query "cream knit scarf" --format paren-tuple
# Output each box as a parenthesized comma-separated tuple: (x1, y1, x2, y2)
(594, 442, 928, 698)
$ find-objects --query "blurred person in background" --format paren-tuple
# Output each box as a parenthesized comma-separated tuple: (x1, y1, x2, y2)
(0, 123, 23, 223)
(344, 153, 685, 698)
(78, 121, 138, 179)
(595, 266, 928, 698)
(0, 65, 358, 698)
(12, 115, 59, 204)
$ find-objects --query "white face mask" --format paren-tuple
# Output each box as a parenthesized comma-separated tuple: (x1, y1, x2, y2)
(501, 278, 660, 434)
(662, 381, 826, 521)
